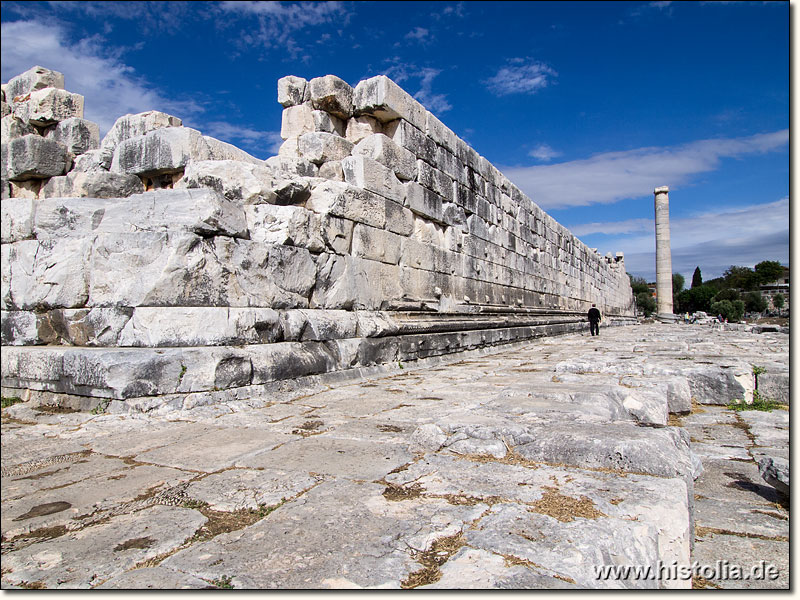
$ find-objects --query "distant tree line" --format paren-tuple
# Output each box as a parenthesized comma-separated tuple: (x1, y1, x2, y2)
(628, 260, 785, 321)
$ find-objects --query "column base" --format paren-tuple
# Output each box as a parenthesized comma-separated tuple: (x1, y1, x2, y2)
(656, 313, 678, 323)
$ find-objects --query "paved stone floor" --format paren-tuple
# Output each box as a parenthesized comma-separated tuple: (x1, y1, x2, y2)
(0, 323, 789, 589)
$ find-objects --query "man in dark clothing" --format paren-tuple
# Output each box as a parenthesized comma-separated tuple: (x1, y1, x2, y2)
(587, 304, 602, 336)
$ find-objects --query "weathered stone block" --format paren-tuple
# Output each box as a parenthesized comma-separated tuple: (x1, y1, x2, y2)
(0, 197, 34, 243)
(385, 118, 437, 164)
(13, 88, 84, 126)
(416, 159, 454, 201)
(425, 110, 458, 153)
(1, 115, 35, 141)
(6, 66, 64, 100)
(405, 181, 444, 223)
(280, 104, 315, 139)
(71, 149, 105, 173)
(264, 155, 318, 178)
(245, 204, 324, 252)
(298, 132, 354, 165)
(384, 199, 414, 237)
(203, 135, 262, 164)
(44, 117, 99, 156)
(9, 180, 41, 199)
(311, 254, 392, 310)
(277, 75, 309, 107)
(99, 111, 182, 168)
(318, 160, 344, 181)
(341, 154, 404, 204)
(176, 160, 278, 204)
(309, 75, 354, 119)
(353, 75, 426, 129)
(280, 309, 358, 342)
(306, 180, 386, 229)
(344, 115, 381, 144)
(7, 134, 69, 180)
(353, 133, 416, 181)
(34, 189, 248, 239)
(312, 110, 345, 136)
(351, 223, 402, 265)
(111, 127, 211, 176)
(39, 171, 144, 199)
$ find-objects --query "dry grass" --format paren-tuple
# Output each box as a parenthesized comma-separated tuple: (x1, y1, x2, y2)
(529, 486, 606, 523)
(382, 482, 424, 502)
(400, 533, 466, 589)
(695, 525, 788, 542)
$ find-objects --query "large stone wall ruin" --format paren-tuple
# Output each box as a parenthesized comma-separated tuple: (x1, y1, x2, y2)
(1, 66, 635, 412)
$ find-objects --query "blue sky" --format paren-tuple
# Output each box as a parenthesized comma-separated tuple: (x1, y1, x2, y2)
(1, 0, 789, 282)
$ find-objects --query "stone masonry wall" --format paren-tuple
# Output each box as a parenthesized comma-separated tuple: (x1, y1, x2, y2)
(1, 67, 635, 412)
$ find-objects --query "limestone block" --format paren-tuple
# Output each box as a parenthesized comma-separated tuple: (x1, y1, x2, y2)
(0, 310, 39, 345)
(442, 201, 468, 231)
(1, 101, 7, 118)
(280, 309, 358, 342)
(318, 160, 344, 181)
(454, 183, 478, 215)
(203, 135, 262, 164)
(13, 87, 84, 127)
(353, 75, 426, 129)
(43, 117, 99, 156)
(758, 456, 789, 496)
(277, 75, 309, 107)
(436, 145, 467, 185)
(278, 136, 301, 158)
(306, 179, 386, 229)
(1, 115, 36, 141)
(410, 215, 446, 246)
(425, 110, 458, 153)
(118, 307, 283, 347)
(685, 365, 748, 405)
(39, 171, 144, 199)
(353, 133, 416, 181)
(405, 181, 444, 223)
(758, 372, 789, 404)
(384, 199, 414, 237)
(341, 154, 404, 204)
(87, 233, 314, 308)
(250, 341, 339, 385)
(298, 132, 354, 165)
(111, 127, 211, 176)
(72, 149, 106, 173)
(177, 159, 278, 204)
(309, 75, 354, 119)
(99, 111, 183, 168)
(351, 223, 402, 265)
(34, 189, 248, 239)
(280, 104, 315, 139)
(311, 254, 396, 310)
(416, 159, 454, 201)
(264, 155, 318, 178)
(384, 118, 437, 164)
(345, 115, 382, 144)
(6, 66, 64, 100)
(312, 110, 345, 136)
(6, 134, 69, 180)
(0, 197, 34, 243)
(0, 179, 8, 200)
(3, 238, 91, 310)
(245, 204, 325, 252)
(618, 375, 692, 414)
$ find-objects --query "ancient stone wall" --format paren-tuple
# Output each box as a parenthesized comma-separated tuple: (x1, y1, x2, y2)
(1, 67, 634, 412)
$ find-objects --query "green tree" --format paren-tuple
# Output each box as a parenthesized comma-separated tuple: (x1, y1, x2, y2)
(713, 288, 740, 303)
(691, 267, 703, 289)
(773, 294, 785, 310)
(672, 273, 685, 298)
(635, 292, 657, 317)
(711, 299, 745, 322)
(743, 291, 767, 313)
(628, 274, 649, 295)
(754, 261, 784, 285)
(723, 266, 759, 291)
(682, 285, 718, 313)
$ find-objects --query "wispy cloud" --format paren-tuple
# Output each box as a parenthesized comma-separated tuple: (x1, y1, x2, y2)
(203, 122, 283, 155)
(405, 26, 431, 44)
(1, 19, 202, 134)
(217, 1, 350, 59)
(484, 58, 557, 96)
(528, 143, 562, 162)
(574, 197, 789, 280)
(502, 129, 789, 210)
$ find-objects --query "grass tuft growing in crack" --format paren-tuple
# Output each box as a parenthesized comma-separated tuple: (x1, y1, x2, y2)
(401, 533, 466, 588)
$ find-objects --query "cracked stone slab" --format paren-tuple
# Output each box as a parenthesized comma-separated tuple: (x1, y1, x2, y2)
(96, 566, 213, 589)
(689, 442, 752, 461)
(2, 458, 192, 540)
(161, 479, 485, 588)
(185, 468, 322, 511)
(693, 497, 788, 539)
(693, 458, 784, 507)
(235, 435, 413, 481)
(1, 505, 207, 589)
(692, 531, 788, 589)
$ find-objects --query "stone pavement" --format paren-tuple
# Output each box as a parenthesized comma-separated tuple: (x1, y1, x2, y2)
(0, 323, 789, 589)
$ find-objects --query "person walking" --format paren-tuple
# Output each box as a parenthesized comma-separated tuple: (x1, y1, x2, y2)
(587, 304, 602, 336)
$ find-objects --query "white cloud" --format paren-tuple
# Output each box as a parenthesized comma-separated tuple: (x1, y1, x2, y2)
(528, 143, 562, 162)
(413, 68, 452, 114)
(405, 27, 430, 43)
(484, 58, 557, 96)
(217, 1, 349, 58)
(502, 130, 789, 210)
(1, 20, 201, 134)
(202, 122, 283, 156)
(578, 198, 789, 280)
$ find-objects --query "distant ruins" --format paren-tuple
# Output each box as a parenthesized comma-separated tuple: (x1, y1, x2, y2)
(1, 66, 635, 412)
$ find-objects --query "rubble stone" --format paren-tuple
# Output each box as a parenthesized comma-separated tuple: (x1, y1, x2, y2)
(309, 75, 354, 119)
(6, 134, 69, 180)
(277, 75, 309, 107)
(13, 87, 84, 126)
(5, 66, 64, 100)
(43, 117, 99, 156)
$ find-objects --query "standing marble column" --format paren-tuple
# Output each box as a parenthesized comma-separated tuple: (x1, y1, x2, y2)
(654, 186, 676, 322)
